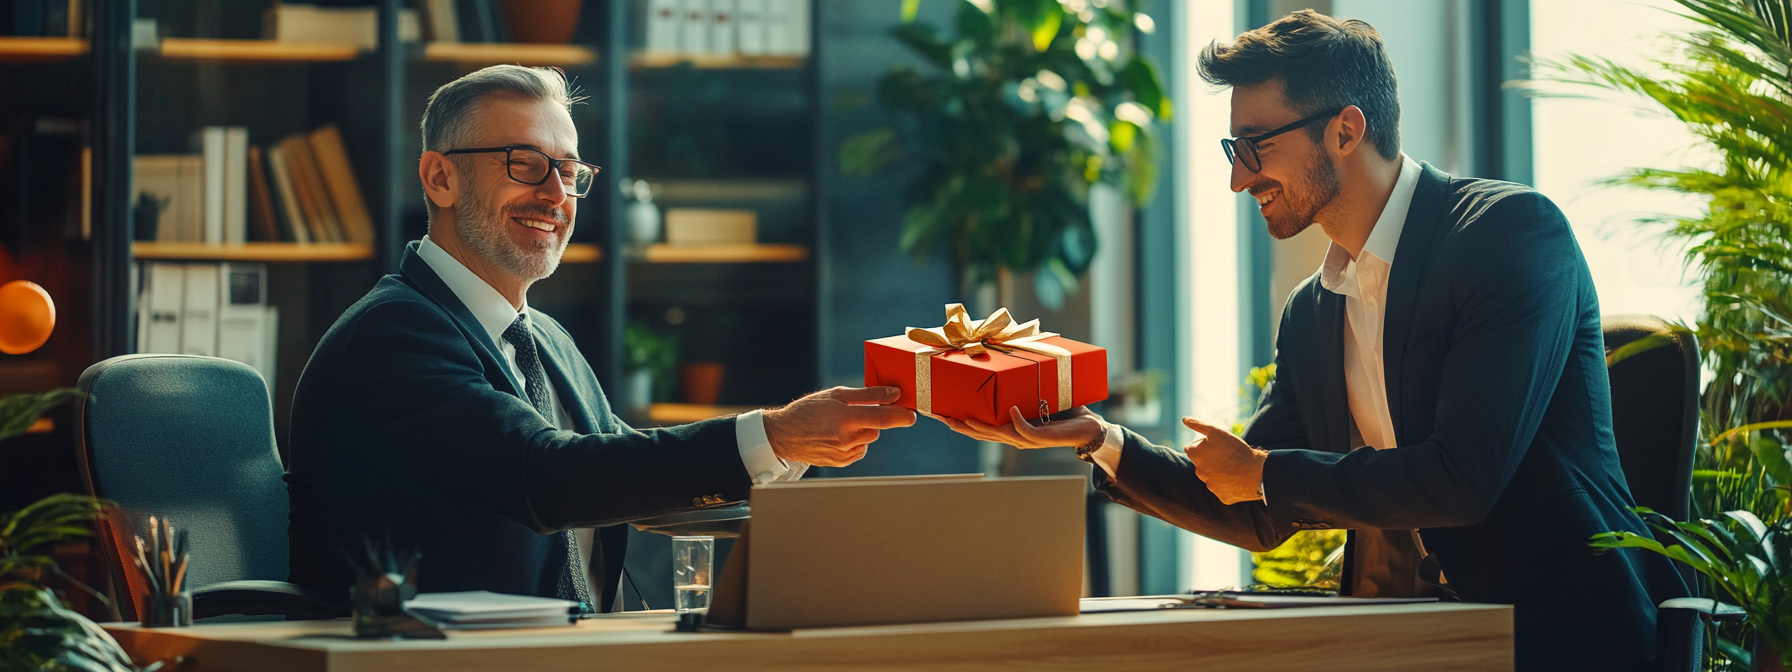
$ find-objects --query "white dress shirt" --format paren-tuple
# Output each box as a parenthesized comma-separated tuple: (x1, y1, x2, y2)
(1088, 156, 1422, 493)
(416, 236, 805, 598)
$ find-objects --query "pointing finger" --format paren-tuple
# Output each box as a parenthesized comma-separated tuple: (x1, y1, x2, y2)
(853, 405, 916, 429)
(1182, 416, 1223, 435)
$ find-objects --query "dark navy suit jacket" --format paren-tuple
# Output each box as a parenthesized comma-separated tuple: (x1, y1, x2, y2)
(1094, 164, 1687, 671)
(286, 241, 753, 610)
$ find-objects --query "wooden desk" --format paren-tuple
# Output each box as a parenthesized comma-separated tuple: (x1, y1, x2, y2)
(106, 602, 1512, 672)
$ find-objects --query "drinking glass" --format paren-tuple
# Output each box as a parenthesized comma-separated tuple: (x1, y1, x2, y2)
(672, 536, 714, 613)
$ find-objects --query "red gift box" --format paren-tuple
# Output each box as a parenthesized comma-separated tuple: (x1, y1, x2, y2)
(864, 305, 1108, 426)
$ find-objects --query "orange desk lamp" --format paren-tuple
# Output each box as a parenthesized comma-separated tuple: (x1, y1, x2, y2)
(0, 280, 55, 355)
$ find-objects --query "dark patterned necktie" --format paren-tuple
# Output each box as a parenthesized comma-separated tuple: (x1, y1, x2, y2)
(501, 314, 594, 614)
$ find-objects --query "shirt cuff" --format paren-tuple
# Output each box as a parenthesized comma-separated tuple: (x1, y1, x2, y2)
(1088, 420, 1125, 480)
(735, 410, 806, 485)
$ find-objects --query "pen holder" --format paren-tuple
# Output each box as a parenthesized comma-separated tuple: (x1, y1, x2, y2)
(140, 590, 192, 628)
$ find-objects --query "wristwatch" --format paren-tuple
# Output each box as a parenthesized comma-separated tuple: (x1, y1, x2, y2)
(1073, 422, 1109, 462)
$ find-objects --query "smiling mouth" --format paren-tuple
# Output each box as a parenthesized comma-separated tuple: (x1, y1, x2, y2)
(513, 217, 558, 233)
(1255, 192, 1278, 207)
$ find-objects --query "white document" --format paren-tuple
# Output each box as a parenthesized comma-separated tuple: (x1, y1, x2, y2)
(645, 0, 680, 54)
(709, 0, 737, 57)
(200, 127, 226, 244)
(141, 262, 186, 353)
(681, 0, 711, 55)
(179, 263, 219, 356)
(406, 591, 578, 629)
(736, 0, 767, 55)
(224, 127, 248, 244)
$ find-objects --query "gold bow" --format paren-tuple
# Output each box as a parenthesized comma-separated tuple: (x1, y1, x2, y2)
(903, 304, 1074, 416)
(905, 304, 1053, 358)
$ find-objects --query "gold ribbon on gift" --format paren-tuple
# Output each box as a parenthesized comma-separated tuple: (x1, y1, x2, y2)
(904, 303, 1073, 416)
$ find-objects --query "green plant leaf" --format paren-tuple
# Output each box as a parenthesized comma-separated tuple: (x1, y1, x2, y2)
(840, 127, 903, 178)
(0, 389, 85, 443)
(902, 0, 922, 23)
(1031, 7, 1063, 52)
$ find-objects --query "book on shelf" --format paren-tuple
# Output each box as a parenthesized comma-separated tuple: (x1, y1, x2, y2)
(280, 133, 344, 243)
(710, 0, 737, 57)
(736, 0, 767, 56)
(307, 125, 375, 245)
(665, 208, 757, 244)
(198, 127, 228, 244)
(245, 145, 280, 242)
(224, 127, 248, 244)
(680, 0, 711, 55)
(264, 143, 310, 244)
(418, 0, 461, 42)
(137, 261, 279, 390)
(263, 3, 420, 49)
(646, 0, 679, 53)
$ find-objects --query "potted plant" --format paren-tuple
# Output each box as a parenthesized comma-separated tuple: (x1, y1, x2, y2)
(839, 0, 1170, 310)
(624, 321, 679, 410)
(1593, 509, 1790, 670)
(0, 389, 162, 671)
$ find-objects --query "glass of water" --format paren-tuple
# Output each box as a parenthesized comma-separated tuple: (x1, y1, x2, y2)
(672, 535, 714, 613)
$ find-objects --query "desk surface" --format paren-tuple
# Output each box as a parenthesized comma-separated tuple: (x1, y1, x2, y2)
(106, 602, 1513, 672)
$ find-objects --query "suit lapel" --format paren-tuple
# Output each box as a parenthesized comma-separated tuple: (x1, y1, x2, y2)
(398, 241, 527, 397)
(1311, 283, 1353, 453)
(1380, 163, 1452, 440)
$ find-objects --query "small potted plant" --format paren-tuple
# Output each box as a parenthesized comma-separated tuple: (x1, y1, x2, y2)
(624, 321, 679, 411)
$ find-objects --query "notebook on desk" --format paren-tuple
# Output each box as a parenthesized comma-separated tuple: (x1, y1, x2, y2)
(707, 474, 1085, 631)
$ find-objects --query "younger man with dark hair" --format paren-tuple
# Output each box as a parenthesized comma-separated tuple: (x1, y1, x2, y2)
(935, 10, 1686, 670)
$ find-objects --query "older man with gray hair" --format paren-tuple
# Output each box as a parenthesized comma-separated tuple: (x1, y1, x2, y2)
(285, 65, 913, 612)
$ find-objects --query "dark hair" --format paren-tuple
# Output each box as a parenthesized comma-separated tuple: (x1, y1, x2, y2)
(1197, 9, 1401, 160)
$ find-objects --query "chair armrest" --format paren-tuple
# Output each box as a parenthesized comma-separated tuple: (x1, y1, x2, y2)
(192, 580, 349, 620)
(1659, 596, 1747, 623)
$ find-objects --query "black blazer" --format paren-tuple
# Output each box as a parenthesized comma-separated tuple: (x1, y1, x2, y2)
(286, 241, 753, 610)
(1095, 164, 1687, 671)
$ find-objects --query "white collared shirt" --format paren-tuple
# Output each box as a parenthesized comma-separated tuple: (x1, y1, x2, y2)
(416, 236, 804, 598)
(1088, 156, 1423, 489)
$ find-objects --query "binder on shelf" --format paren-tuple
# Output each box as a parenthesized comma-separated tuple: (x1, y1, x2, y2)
(179, 263, 219, 356)
(665, 208, 756, 244)
(140, 262, 185, 354)
(680, 0, 710, 55)
(281, 134, 342, 243)
(224, 126, 249, 244)
(646, 0, 679, 53)
(199, 126, 227, 245)
(307, 125, 374, 245)
(217, 263, 275, 390)
(736, 0, 767, 56)
(710, 0, 737, 57)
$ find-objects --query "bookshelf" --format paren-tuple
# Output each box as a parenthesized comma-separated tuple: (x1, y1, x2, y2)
(641, 244, 808, 264)
(422, 42, 597, 66)
(629, 53, 804, 70)
(0, 36, 86, 62)
(131, 242, 375, 263)
(154, 39, 362, 63)
(560, 243, 603, 264)
(644, 403, 764, 424)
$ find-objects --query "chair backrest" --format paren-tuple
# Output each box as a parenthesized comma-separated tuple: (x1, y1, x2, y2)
(1602, 315, 1700, 523)
(74, 354, 289, 618)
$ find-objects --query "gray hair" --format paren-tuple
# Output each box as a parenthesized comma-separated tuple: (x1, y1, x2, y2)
(419, 64, 582, 154)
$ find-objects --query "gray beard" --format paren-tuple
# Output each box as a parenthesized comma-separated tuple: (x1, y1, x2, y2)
(1265, 150, 1342, 241)
(455, 185, 565, 281)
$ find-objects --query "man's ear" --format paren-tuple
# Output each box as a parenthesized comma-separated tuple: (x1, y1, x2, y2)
(419, 151, 458, 209)
(1332, 105, 1369, 157)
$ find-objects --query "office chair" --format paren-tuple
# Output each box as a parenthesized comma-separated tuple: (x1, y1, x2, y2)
(75, 354, 345, 621)
(1603, 315, 1744, 672)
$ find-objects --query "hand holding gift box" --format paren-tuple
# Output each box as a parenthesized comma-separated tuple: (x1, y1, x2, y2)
(864, 304, 1108, 426)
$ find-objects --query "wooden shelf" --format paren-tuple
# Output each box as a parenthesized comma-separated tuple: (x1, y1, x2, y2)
(155, 38, 363, 63)
(423, 42, 597, 66)
(630, 52, 806, 70)
(560, 243, 602, 264)
(645, 403, 762, 424)
(132, 242, 374, 262)
(0, 37, 87, 62)
(641, 244, 808, 264)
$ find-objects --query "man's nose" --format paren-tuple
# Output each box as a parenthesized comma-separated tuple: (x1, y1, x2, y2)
(536, 174, 570, 204)
(1229, 156, 1257, 194)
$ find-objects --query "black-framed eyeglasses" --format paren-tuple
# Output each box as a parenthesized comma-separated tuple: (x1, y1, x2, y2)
(1220, 106, 1350, 173)
(441, 145, 601, 198)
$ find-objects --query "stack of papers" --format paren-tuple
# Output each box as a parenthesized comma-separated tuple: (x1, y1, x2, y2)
(406, 591, 579, 629)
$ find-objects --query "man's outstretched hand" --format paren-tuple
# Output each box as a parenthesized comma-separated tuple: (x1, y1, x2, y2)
(762, 386, 915, 468)
(928, 406, 1104, 450)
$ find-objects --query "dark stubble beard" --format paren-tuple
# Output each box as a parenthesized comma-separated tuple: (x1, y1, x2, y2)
(1263, 148, 1342, 241)
(455, 178, 570, 281)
